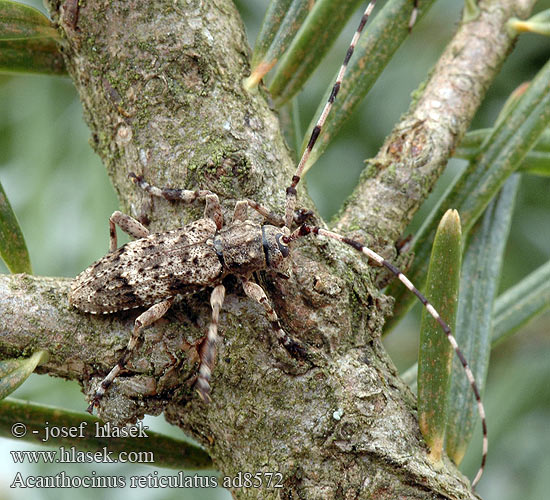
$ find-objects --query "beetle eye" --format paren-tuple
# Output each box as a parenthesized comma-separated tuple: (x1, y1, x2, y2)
(275, 233, 289, 257)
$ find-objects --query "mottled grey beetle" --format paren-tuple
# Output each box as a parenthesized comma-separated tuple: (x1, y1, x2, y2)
(69, 176, 306, 408)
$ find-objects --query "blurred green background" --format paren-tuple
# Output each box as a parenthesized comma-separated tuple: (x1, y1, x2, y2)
(1, 0, 549, 498)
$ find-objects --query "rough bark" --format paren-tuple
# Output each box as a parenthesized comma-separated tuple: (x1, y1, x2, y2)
(0, 0, 536, 498)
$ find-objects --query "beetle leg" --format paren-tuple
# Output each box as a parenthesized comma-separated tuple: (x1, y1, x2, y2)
(196, 284, 226, 402)
(246, 199, 284, 226)
(242, 279, 307, 360)
(109, 210, 150, 252)
(87, 297, 174, 413)
(232, 200, 248, 223)
(204, 194, 223, 230)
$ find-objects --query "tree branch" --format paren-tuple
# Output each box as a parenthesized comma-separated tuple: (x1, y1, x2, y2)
(334, 0, 536, 259)
(0, 271, 477, 498)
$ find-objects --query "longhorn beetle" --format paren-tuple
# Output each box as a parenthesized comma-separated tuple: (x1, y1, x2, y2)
(69, 0, 487, 488)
